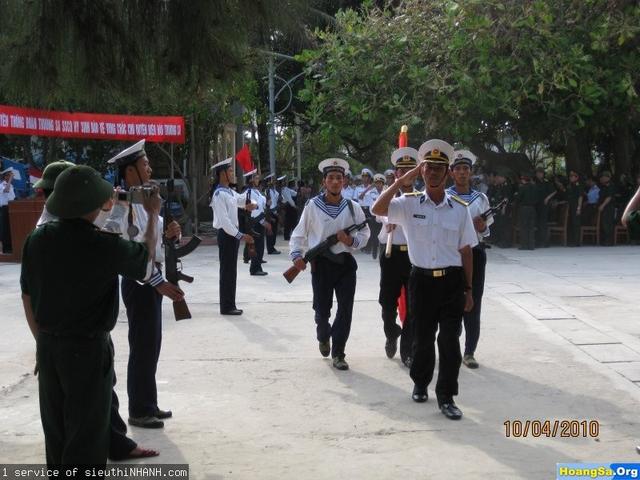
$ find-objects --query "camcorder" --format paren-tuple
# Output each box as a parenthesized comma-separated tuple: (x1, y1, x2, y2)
(116, 185, 158, 204)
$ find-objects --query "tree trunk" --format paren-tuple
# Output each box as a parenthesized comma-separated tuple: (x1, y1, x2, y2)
(257, 117, 269, 174)
(564, 131, 592, 176)
(612, 124, 633, 177)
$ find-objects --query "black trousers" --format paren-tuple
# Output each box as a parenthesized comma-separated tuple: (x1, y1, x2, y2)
(0, 204, 11, 253)
(249, 223, 265, 274)
(283, 205, 298, 241)
(37, 332, 112, 471)
(409, 267, 465, 402)
(518, 205, 536, 249)
(218, 229, 240, 312)
(535, 203, 549, 247)
(311, 254, 357, 357)
(600, 204, 615, 245)
(266, 210, 278, 252)
(121, 278, 163, 418)
(378, 245, 413, 360)
(567, 202, 581, 245)
(461, 246, 486, 356)
(369, 221, 382, 259)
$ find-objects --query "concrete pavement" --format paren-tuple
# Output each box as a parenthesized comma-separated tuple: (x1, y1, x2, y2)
(1, 242, 640, 479)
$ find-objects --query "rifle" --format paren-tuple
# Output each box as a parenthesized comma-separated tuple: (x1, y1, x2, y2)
(480, 198, 508, 221)
(163, 179, 202, 321)
(283, 218, 372, 284)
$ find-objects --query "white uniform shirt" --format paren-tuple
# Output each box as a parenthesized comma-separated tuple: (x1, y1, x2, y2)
(245, 187, 267, 225)
(388, 192, 478, 269)
(445, 187, 493, 243)
(355, 184, 375, 206)
(377, 216, 408, 245)
(289, 195, 371, 260)
(267, 187, 280, 211)
(0, 181, 16, 206)
(361, 187, 382, 208)
(211, 185, 246, 239)
(341, 185, 357, 202)
(281, 187, 297, 207)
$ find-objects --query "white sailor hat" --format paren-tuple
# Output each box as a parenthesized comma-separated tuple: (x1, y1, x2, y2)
(243, 168, 258, 178)
(451, 149, 477, 169)
(107, 139, 146, 166)
(361, 168, 373, 177)
(373, 173, 386, 183)
(318, 158, 350, 176)
(384, 169, 395, 176)
(263, 173, 275, 181)
(391, 147, 419, 168)
(210, 158, 232, 173)
(277, 175, 286, 181)
(1, 167, 14, 175)
(417, 139, 454, 165)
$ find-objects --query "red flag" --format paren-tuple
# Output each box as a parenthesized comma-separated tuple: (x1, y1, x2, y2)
(236, 144, 254, 172)
(398, 124, 408, 148)
(397, 124, 409, 324)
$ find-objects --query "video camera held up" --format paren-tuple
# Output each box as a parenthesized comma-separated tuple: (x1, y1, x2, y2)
(116, 185, 158, 204)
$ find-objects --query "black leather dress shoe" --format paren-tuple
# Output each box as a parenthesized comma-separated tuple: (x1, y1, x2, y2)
(439, 402, 463, 420)
(319, 341, 331, 357)
(268, 250, 281, 255)
(154, 408, 172, 419)
(128, 416, 164, 429)
(221, 309, 243, 315)
(412, 385, 428, 403)
(250, 271, 268, 276)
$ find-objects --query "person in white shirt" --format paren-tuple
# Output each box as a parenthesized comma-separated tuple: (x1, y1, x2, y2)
(372, 139, 476, 420)
(342, 173, 357, 202)
(243, 169, 271, 276)
(264, 174, 281, 254)
(376, 148, 420, 368)
(366, 173, 386, 258)
(106, 140, 183, 429)
(446, 150, 493, 370)
(384, 169, 395, 187)
(356, 168, 376, 253)
(211, 159, 256, 315)
(289, 158, 370, 371)
(0, 168, 16, 253)
(281, 177, 299, 241)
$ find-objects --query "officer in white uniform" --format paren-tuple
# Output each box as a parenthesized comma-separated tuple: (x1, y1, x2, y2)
(372, 139, 477, 420)
(243, 169, 270, 276)
(106, 140, 183, 429)
(210, 158, 256, 315)
(446, 150, 493, 370)
(264, 173, 281, 254)
(0, 167, 16, 253)
(289, 158, 370, 371)
(376, 147, 420, 367)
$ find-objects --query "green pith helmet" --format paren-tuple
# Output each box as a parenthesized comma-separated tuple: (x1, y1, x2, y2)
(34, 160, 76, 190)
(46, 165, 114, 219)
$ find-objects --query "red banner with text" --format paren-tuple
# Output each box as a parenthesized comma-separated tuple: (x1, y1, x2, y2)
(0, 105, 185, 143)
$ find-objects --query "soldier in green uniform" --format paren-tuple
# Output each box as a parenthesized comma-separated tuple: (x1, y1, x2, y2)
(534, 167, 556, 247)
(21, 165, 159, 470)
(598, 171, 616, 246)
(566, 170, 584, 246)
(515, 171, 538, 250)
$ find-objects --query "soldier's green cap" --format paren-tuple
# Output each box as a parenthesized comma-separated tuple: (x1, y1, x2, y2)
(46, 165, 114, 219)
(34, 160, 76, 190)
(628, 211, 640, 240)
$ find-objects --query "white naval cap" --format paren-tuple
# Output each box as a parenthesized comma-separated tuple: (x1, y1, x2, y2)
(243, 168, 258, 178)
(107, 139, 146, 165)
(373, 173, 386, 182)
(360, 168, 373, 177)
(263, 173, 275, 181)
(384, 169, 395, 176)
(391, 147, 420, 168)
(318, 158, 350, 176)
(277, 175, 286, 181)
(451, 149, 477, 169)
(210, 157, 233, 173)
(1, 167, 14, 175)
(417, 139, 454, 165)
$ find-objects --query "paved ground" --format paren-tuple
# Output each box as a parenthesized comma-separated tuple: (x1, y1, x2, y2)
(1, 241, 639, 479)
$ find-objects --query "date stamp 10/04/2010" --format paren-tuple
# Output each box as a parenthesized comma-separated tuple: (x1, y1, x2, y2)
(504, 419, 600, 438)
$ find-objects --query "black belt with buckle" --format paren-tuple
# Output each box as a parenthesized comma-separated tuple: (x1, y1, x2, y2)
(391, 244, 408, 252)
(411, 266, 461, 278)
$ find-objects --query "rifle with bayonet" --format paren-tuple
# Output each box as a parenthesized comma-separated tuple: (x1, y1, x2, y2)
(283, 218, 373, 283)
(163, 179, 201, 320)
(480, 198, 508, 221)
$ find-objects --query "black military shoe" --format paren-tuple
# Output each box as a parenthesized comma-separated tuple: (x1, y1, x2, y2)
(154, 408, 172, 419)
(332, 355, 349, 371)
(250, 271, 268, 276)
(268, 249, 281, 255)
(128, 416, 164, 429)
(319, 341, 331, 357)
(412, 385, 428, 403)
(385, 335, 399, 359)
(439, 401, 463, 420)
(221, 309, 243, 315)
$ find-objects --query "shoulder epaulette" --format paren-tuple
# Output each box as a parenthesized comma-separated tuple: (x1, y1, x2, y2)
(403, 191, 423, 197)
(449, 194, 469, 207)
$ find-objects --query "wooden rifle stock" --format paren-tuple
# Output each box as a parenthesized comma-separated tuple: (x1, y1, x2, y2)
(173, 299, 192, 321)
(283, 264, 304, 284)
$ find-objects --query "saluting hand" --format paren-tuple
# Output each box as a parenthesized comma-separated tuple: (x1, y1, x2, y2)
(400, 162, 424, 185)
(155, 281, 185, 302)
(165, 220, 181, 240)
(336, 229, 354, 246)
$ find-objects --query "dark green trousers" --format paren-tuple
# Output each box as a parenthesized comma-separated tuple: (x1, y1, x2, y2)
(518, 205, 536, 249)
(37, 332, 113, 471)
